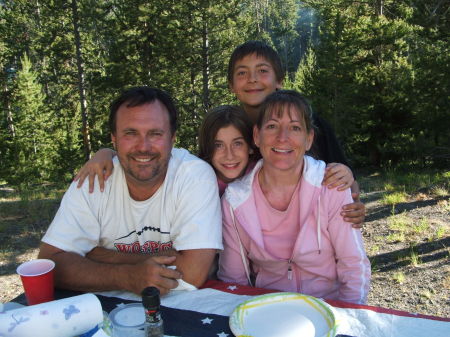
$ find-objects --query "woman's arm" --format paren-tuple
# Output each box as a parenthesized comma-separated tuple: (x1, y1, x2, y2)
(217, 199, 251, 285)
(326, 188, 371, 304)
(74, 148, 116, 193)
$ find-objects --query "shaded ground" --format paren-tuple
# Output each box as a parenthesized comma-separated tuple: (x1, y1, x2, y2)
(362, 188, 450, 318)
(0, 181, 449, 318)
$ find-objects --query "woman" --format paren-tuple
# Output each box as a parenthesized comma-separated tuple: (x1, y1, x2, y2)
(218, 90, 370, 304)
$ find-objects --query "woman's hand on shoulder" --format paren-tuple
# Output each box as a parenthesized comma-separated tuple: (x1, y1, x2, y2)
(322, 163, 354, 191)
(73, 148, 116, 193)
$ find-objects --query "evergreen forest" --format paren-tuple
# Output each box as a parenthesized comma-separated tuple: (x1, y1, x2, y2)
(1, 0, 449, 189)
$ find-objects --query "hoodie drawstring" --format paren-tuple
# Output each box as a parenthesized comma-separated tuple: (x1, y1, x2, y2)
(317, 195, 322, 254)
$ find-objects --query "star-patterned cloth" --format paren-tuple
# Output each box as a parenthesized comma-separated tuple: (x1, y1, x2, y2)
(12, 281, 450, 337)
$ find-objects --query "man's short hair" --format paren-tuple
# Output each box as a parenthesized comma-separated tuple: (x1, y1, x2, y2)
(227, 41, 285, 84)
(109, 86, 178, 135)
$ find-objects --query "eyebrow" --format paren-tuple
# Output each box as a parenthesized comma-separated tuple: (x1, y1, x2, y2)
(266, 117, 301, 124)
(215, 136, 245, 142)
(122, 127, 165, 133)
(235, 62, 272, 70)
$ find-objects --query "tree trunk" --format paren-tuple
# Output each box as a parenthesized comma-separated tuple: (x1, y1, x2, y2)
(4, 82, 16, 138)
(201, 17, 210, 114)
(71, 0, 91, 161)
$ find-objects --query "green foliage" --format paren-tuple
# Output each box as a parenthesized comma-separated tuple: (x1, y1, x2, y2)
(0, 0, 448, 186)
(3, 54, 55, 188)
(299, 0, 449, 168)
(382, 192, 408, 205)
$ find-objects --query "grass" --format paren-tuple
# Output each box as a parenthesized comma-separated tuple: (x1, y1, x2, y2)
(382, 191, 408, 205)
(408, 244, 422, 267)
(359, 169, 450, 194)
(0, 187, 64, 224)
(435, 226, 449, 239)
(413, 218, 430, 235)
(431, 186, 449, 197)
(392, 272, 406, 284)
(420, 289, 433, 300)
(388, 212, 410, 231)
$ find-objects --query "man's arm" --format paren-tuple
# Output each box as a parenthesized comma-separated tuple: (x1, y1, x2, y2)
(86, 246, 216, 288)
(38, 242, 182, 295)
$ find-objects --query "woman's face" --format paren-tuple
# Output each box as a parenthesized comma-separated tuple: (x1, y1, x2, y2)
(211, 125, 251, 183)
(253, 104, 314, 174)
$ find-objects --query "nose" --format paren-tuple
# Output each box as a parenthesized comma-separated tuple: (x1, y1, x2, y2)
(277, 127, 289, 142)
(248, 70, 258, 83)
(225, 146, 235, 160)
(136, 135, 152, 152)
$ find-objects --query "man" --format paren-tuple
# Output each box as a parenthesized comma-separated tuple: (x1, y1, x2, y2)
(39, 87, 222, 296)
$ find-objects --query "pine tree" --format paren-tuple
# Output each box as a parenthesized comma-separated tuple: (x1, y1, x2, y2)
(7, 54, 53, 188)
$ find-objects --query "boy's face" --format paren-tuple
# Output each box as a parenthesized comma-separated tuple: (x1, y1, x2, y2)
(229, 53, 282, 113)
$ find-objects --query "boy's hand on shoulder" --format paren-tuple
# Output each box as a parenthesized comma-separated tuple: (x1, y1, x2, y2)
(341, 192, 365, 229)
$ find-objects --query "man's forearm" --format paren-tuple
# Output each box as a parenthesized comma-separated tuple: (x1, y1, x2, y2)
(173, 249, 217, 288)
(38, 243, 182, 295)
(88, 246, 216, 288)
(39, 245, 131, 293)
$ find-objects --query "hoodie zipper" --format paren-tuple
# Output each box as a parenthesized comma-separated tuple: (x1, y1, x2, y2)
(287, 259, 293, 280)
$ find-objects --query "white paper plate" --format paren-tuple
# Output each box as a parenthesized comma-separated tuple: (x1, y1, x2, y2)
(229, 292, 337, 337)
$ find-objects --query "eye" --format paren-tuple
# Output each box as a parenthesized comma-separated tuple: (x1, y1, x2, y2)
(124, 130, 137, 135)
(214, 142, 224, 149)
(259, 68, 269, 73)
(233, 141, 244, 148)
(236, 70, 246, 76)
(149, 131, 163, 137)
(292, 125, 301, 131)
(265, 123, 277, 130)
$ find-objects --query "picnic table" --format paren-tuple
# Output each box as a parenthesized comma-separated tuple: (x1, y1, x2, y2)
(9, 279, 450, 337)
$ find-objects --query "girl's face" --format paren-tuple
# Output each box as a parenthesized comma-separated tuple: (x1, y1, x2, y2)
(211, 125, 251, 183)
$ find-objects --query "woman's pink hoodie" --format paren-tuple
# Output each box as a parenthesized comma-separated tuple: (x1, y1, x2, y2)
(218, 156, 371, 304)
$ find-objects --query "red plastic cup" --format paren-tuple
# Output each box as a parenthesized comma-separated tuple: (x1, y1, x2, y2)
(16, 259, 55, 305)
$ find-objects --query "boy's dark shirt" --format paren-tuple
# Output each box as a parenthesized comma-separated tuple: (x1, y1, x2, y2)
(308, 114, 352, 171)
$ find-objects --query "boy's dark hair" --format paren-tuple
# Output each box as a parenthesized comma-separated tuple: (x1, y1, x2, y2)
(255, 90, 315, 133)
(109, 86, 178, 135)
(198, 105, 257, 165)
(227, 41, 285, 84)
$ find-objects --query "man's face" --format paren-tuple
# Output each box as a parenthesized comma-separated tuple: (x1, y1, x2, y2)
(111, 100, 174, 194)
(229, 53, 282, 111)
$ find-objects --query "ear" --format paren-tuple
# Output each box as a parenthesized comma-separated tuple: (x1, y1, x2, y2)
(171, 131, 177, 144)
(228, 81, 236, 94)
(306, 129, 314, 151)
(276, 79, 283, 90)
(111, 133, 116, 150)
(253, 125, 260, 148)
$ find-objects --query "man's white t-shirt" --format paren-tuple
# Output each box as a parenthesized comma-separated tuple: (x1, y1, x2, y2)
(43, 148, 223, 257)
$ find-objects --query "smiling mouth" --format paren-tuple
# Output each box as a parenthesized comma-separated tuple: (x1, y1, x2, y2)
(130, 153, 158, 163)
(134, 157, 151, 162)
(222, 163, 240, 169)
(272, 148, 293, 154)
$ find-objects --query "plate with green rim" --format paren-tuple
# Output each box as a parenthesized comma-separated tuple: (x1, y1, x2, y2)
(229, 292, 337, 337)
